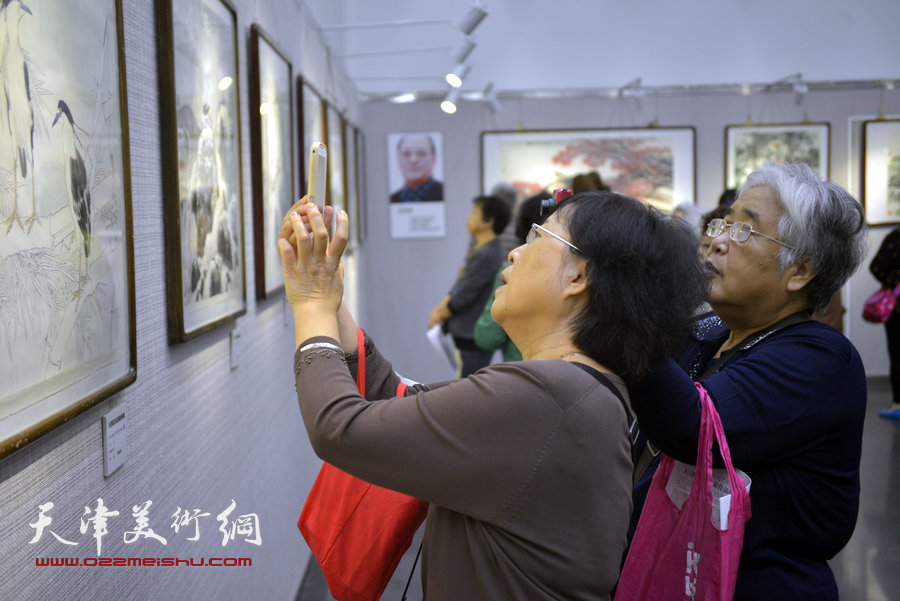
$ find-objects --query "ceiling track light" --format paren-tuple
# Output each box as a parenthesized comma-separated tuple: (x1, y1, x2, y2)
(457, 2, 488, 35)
(441, 87, 461, 114)
(319, 2, 488, 36)
(452, 36, 476, 64)
(482, 82, 502, 113)
(445, 63, 471, 88)
(793, 80, 808, 106)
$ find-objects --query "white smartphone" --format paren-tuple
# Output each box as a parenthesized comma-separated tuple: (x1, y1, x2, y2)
(307, 142, 327, 205)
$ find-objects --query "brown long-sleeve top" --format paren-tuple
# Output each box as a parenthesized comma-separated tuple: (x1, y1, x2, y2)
(294, 332, 634, 601)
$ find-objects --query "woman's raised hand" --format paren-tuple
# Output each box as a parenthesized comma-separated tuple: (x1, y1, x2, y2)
(278, 198, 348, 317)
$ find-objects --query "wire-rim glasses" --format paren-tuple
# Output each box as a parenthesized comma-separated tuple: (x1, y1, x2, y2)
(526, 223, 582, 254)
(706, 218, 795, 250)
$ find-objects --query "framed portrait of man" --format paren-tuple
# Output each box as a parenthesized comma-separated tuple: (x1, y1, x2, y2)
(387, 131, 446, 239)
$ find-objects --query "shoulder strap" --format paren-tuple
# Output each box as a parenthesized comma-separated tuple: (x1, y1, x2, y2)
(570, 363, 639, 459)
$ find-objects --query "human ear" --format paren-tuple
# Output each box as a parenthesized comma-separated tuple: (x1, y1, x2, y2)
(785, 261, 816, 292)
(561, 257, 588, 300)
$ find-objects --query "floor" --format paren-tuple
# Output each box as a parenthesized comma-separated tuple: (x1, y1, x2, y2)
(297, 377, 900, 601)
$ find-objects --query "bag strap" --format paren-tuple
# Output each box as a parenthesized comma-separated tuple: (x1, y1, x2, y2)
(695, 383, 750, 515)
(355, 328, 365, 395)
(570, 362, 639, 463)
(355, 329, 421, 601)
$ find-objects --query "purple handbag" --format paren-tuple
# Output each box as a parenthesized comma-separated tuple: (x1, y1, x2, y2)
(862, 283, 900, 323)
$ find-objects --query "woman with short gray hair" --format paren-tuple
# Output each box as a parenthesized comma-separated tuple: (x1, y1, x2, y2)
(740, 161, 867, 311)
(628, 161, 868, 601)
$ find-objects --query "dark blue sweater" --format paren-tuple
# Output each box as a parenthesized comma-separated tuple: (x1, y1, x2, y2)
(630, 317, 866, 601)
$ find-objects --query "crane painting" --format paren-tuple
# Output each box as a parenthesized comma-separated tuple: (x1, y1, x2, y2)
(0, 0, 134, 454)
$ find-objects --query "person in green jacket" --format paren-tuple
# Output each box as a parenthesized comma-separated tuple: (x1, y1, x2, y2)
(474, 192, 548, 361)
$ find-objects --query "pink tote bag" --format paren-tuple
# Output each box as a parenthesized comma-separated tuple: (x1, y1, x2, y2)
(616, 383, 751, 601)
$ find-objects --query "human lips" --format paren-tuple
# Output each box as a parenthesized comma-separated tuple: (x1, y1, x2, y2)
(704, 260, 720, 277)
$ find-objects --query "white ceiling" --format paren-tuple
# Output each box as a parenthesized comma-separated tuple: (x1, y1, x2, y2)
(304, 0, 900, 100)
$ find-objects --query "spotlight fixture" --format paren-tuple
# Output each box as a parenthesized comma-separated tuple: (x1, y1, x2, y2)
(445, 63, 471, 88)
(441, 88, 461, 114)
(457, 2, 488, 35)
(482, 83, 502, 113)
(390, 92, 417, 103)
(451, 36, 476, 64)
(319, 2, 488, 35)
(793, 80, 808, 106)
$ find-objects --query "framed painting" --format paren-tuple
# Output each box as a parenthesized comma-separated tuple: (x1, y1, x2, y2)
(862, 119, 900, 225)
(158, 0, 246, 340)
(325, 103, 346, 217)
(297, 78, 325, 200)
(344, 120, 359, 247)
(249, 24, 294, 299)
(356, 128, 367, 242)
(481, 127, 696, 212)
(0, 0, 135, 457)
(725, 122, 830, 188)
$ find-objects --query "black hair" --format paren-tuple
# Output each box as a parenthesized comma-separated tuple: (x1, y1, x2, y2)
(514, 192, 550, 243)
(572, 171, 611, 194)
(702, 205, 730, 233)
(558, 191, 707, 379)
(474, 195, 512, 235)
(718, 188, 737, 207)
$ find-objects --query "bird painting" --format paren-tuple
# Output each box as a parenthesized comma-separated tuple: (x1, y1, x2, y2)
(52, 99, 91, 280)
(0, 0, 38, 234)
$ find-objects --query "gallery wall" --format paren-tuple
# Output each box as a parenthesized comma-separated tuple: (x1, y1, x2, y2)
(0, 1, 359, 600)
(0, 2, 897, 600)
(356, 89, 900, 385)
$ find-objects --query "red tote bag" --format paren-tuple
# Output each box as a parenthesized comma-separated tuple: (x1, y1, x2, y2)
(616, 383, 751, 601)
(298, 330, 429, 601)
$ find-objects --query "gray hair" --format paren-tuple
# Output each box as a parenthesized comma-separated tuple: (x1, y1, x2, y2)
(739, 162, 867, 312)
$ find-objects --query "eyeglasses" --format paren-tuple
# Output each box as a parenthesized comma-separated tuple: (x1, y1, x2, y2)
(526, 223, 582, 254)
(705, 218, 795, 250)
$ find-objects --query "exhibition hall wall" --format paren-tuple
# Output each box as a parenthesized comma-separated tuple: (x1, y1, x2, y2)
(0, 1, 897, 600)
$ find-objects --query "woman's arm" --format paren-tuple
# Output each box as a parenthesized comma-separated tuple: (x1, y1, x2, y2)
(294, 355, 564, 520)
(631, 326, 865, 467)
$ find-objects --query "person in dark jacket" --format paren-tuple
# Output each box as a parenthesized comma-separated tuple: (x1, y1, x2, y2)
(627, 161, 868, 601)
(428, 195, 510, 376)
(869, 225, 900, 418)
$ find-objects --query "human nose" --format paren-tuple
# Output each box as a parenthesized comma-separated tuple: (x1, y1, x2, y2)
(508, 244, 523, 264)
(708, 228, 729, 254)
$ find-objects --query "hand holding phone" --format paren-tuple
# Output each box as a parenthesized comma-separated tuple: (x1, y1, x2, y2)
(307, 142, 327, 205)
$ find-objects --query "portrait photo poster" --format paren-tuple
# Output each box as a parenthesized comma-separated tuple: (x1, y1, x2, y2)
(387, 131, 446, 239)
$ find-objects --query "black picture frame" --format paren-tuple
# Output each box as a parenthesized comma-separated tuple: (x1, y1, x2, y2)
(862, 119, 900, 225)
(724, 122, 830, 189)
(248, 24, 294, 300)
(158, 0, 247, 341)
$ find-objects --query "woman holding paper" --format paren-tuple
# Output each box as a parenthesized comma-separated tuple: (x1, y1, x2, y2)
(627, 162, 868, 601)
(279, 191, 705, 600)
